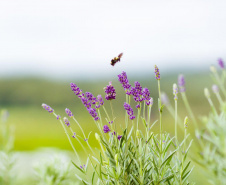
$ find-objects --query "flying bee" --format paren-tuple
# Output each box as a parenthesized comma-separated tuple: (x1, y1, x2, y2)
(110, 53, 123, 66)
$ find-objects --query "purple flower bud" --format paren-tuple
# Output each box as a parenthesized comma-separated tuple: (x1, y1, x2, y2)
(109, 121, 113, 124)
(117, 135, 122, 141)
(65, 108, 74, 117)
(136, 104, 140, 109)
(42, 103, 54, 113)
(218, 58, 224, 69)
(154, 65, 160, 80)
(84, 138, 88, 141)
(63, 117, 70, 127)
(104, 82, 116, 100)
(56, 115, 61, 120)
(103, 125, 111, 133)
(178, 74, 186, 92)
(72, 132, 76, 138)
(212, 84, 219, 94)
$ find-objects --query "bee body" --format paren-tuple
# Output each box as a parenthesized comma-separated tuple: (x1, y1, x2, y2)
(110, 53, 123, 66)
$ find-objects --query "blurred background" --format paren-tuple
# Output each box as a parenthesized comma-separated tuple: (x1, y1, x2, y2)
(1, 0, 226, 184)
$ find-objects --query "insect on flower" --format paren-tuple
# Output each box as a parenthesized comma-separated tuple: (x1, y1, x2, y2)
(110, 53, 123, 66)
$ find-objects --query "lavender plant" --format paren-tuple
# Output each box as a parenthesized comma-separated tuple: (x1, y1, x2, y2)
(0, 110, 16, 185)
(194, 59, 226, 184)
(42, 66, 193, 184)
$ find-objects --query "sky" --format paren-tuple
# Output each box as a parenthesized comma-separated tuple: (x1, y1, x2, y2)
(0, 0, 226, 80)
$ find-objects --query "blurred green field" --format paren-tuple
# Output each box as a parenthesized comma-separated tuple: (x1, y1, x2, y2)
(0, 71, 217, 184)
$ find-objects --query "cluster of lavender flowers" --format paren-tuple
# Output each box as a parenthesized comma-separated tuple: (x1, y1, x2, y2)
(104, 81, 116, 100)
(118, 71, 152, 105)
(70, 83, 104, 121)
(124, 102, 135, 120)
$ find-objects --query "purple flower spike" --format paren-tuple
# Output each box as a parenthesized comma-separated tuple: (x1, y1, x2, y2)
(173, 84, 178, 100)
(95, 95, 104, 109)
(131, 81, 143, 102)
(178, 74, 186, 92)
(56, 115, 61, 120)
(218, 58, 224, 69)
(103, 125, 111, 133)
(117, 135, 122, 141)
(42, 103, 54, 113)
(88, 108, 99, 121)
(70, 83, 83, 96)
(65, 108, 74, 117)
(63, 117, 70, 127)
(147, 97, 153, 106)
(118, 71, 131, 94)
(124, 102, 135, 120)
(154, 65, 160, 80)
(104, 82, 116, 100)
(212, 84, 219, 94)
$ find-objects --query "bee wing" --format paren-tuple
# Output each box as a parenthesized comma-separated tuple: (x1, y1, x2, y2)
(118, 53, 123, 58)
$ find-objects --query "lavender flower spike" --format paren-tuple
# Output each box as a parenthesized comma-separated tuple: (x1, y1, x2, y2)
(178, 74, 186, 92)
(65, 108, 74, 117)
(173, 83, 178, 100)
(104, 81, 116, 100)
(124, 102, 135, 120)
(63, 117, 70, 127)
(212, 84, 219, 94)
(103, 125, 111, 133)
(154, 65, 160, 80)
(218, 58, 224, 69)
(42, 103, 54, 113)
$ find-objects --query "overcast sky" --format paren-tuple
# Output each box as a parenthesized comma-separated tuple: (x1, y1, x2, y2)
(0, 0, 226, 80)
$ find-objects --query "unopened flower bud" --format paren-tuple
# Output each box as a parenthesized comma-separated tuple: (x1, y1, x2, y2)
(136, 130, 141, 139)
(210, 65, 217, 73)
(95, 133, 100, 143)
(173, 83, 178, 100)
(184, 116, 188, 128)
(204, 88, 210, 99)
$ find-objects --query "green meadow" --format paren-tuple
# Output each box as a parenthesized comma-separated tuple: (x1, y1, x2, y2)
(0, 71, 215, 184)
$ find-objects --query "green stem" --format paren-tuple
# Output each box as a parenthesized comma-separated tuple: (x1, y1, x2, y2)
(181, 92, 198, 129)
(72, 117, 95, 155)
(55, 114, 81, 163)
(175, 100, 178, 146)
(158, 80, 162, 153)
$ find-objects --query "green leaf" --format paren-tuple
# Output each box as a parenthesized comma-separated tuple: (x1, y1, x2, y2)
(159, 174, 174, 183)
(146, 133, 154, 144)
(141, 117, 147, 128)
(163, 136, 175, 154)
(91, 172, 95, 185)
(160, 150, 176, 169)
(130, 174, 142, 185)
(183, 140, 193, 161)
(182, 167, 194, 182)
(153, 136, 160, 154)
(71, 160, 85, 174)
(127, 126, 134, 140)
(181, 161, 191, 177)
